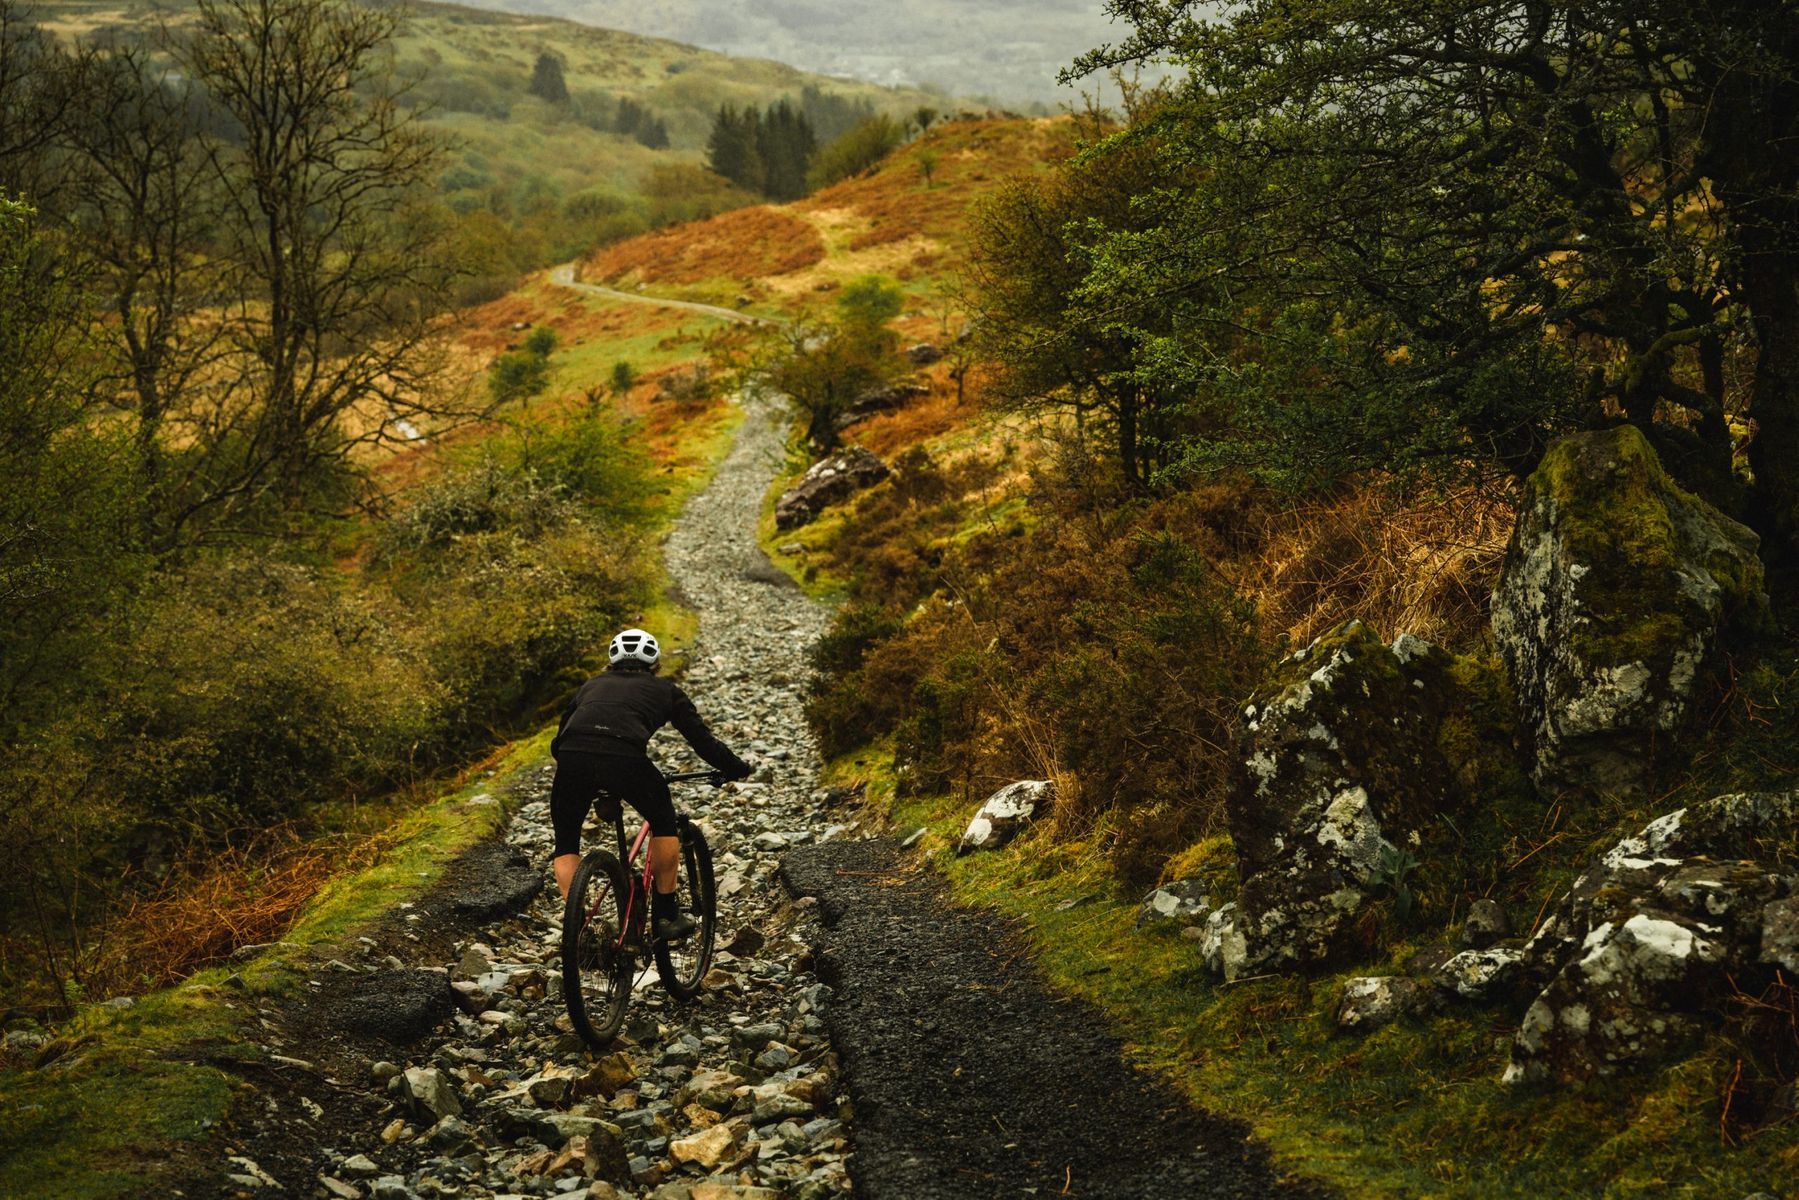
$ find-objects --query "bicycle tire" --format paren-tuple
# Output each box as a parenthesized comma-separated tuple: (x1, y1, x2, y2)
(562, 850, 634, 1047)
(654, 816, 716, 1000)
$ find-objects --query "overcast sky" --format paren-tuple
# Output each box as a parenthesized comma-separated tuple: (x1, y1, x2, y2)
(459, 0, 1165, 106)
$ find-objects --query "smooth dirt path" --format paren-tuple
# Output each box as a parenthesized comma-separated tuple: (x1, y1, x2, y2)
(781, 840, 1330, 1200)
(548, 264, 778, 326)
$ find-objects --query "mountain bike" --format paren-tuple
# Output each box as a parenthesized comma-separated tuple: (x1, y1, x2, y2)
(561, 770, 720, 1048)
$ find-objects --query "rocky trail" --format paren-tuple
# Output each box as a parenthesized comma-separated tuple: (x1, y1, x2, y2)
(190, 395, 1321, 1200)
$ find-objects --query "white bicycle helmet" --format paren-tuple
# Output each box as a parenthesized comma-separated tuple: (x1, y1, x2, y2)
(608, 627, 660, 669)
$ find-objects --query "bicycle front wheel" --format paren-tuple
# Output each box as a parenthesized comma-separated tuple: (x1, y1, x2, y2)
(655, 816, 716, 1000)
(562, 850, 634, 1047)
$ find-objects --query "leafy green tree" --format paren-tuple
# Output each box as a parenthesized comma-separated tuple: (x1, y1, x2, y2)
(0, 197, 143, 714)
(969, 108, 1190, 489)
(1069, 1, 1799, 543)
(807, 115, 904, 190)
(527, 51, 569, 104)
(764, 277, 905, 451)
(610, 359, 638, 395)
(490, 326, 556, 404)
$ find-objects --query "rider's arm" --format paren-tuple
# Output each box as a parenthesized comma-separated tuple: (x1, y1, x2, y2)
(668, 684, 753, 779)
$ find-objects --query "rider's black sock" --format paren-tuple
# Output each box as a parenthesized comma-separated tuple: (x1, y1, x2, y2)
(652, 887, 678, 921)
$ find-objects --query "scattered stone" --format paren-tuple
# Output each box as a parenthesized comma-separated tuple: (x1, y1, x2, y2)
(341, 1154, 381, 1177)
(903, 343, 943, 365)
(399, 1066, 463, 1121)
(832, 380, 931, 432)
(724, 925, 766, 957)
(1200, 621, 1467, 980)
(1492, 425, 1768, 796)
(1336, 976, 1442, 1031)
(669, 1121, 738, 1168)
(226, 1156, 279, 1188)
(319, 1176, 363, 1200)
(1761, 896, 1799, 972)
(329, 970, 455, 1046)
(1462, 899, 1510, 949)
(1135, 879, 1210, 929)
(956, 780, 1054, 855)
(1432, 947, 1524, 1000)
(580, 1052, 638, 1096)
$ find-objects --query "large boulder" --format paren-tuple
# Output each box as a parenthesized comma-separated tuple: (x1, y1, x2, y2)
(774, 448, 890, 530)
(1492, 426, 1767, 796)
(1503, 789, 1799, 1085)
(1198, 622, 1464, 980)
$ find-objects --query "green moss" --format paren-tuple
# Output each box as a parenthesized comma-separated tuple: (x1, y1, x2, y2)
(1532, 426, 1767, 667)
(1160, 834, 1240, 905)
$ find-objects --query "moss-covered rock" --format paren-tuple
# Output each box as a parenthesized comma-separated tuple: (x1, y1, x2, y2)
(1492, 426, 1769, 797)
(1200, 621, 1471, 980)
(1505, 789, 1799, 1085)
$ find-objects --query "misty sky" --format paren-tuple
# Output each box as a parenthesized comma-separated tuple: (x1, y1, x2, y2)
(457, 0, 1163, 105)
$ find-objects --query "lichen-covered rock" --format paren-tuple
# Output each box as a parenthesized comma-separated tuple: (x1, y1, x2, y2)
(956, 780, 1054, 855)
(1492, 426, 1768, 796)
(1204, 621, 1461, 980)
(1431, 947, 1524, 1000)
(774, 448, 890, 529)
(1761, 896, 1799, 973)
(1135, 879, 1211, 930)
(1336, 975, 1442, 1031)
(1462, 899, 1510, 949)
(1503, 790, 1799, 1085)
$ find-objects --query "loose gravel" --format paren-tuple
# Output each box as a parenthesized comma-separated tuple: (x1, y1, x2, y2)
(781, 840, 1328, 1200)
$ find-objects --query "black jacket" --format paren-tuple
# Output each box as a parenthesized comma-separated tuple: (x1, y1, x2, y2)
(551, 668, 752, 778)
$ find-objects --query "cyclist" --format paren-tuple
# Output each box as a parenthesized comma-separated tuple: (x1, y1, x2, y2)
(549, 627, 753, 940)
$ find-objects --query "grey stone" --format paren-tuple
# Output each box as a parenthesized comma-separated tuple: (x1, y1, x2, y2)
(1463, 899, 1509, 949)
(1432, 947, 1524, 1000)
(400, 1066, 463, 1121)
(1335, 976, 1442, 1032)
(1760, 896, 1799, 972)
(1135, 879, 1210, 929)
(956, 780, 1054, 855)
(1503, 791, 1799, 1085)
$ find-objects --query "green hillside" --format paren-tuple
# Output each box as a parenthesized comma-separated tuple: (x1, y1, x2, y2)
(28, 0, 958, 289)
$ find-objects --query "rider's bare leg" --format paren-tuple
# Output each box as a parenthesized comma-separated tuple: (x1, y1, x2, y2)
(650, 836, 681, 893)
(554, 853, 580, 899)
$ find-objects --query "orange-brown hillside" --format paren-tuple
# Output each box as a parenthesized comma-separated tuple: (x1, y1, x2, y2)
(587, 207, 826, 286)
(576, 117, 1066, 298)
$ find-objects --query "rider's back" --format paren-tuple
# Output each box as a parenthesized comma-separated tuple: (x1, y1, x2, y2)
(553, 669, 746, 776)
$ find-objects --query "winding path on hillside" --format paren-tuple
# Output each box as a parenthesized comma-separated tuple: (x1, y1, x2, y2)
(549, 263, 778, 326)
(190, 393, 1322, 1200)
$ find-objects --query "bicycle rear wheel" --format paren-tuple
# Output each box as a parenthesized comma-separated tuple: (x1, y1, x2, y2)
(562, 850, 634, 1047)
(655, 817, 716, 1000)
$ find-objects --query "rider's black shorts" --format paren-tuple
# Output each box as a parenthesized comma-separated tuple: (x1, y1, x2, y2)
(550, 750, 675, 855)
